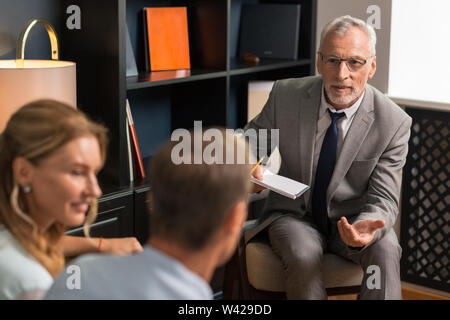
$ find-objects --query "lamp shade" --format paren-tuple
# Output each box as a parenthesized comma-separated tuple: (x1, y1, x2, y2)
(0, 19, 77, 133)
(0, 59, 76, 132)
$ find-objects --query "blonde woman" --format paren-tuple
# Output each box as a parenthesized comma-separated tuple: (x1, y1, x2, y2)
(0, 100, 142, 299)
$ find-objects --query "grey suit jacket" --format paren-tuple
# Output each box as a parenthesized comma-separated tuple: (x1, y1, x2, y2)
(244, 75, 412, 245)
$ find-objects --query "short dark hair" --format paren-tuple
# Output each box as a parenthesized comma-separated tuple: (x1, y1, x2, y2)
(148, 128, 251, 250)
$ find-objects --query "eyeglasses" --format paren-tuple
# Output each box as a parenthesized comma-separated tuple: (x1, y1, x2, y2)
(319, 52, 373, 72)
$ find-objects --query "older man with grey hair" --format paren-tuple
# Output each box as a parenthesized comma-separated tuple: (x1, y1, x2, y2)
(246, 15, 411, 299)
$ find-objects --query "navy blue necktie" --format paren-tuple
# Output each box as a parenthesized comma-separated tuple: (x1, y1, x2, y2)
(311, 109, 345, 235)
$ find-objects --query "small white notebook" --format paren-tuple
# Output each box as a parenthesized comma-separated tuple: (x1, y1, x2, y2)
(250, 168, 310, 200)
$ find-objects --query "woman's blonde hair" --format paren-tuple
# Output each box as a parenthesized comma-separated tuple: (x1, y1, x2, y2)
(0, 100, 108, 277)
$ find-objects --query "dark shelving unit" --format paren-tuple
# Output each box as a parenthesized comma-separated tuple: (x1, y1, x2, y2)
(59, 0, 317, 189)
(59, 0, 317, 293)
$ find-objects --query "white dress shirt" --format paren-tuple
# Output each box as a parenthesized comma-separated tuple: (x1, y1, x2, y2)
(311, 87, 365, 190)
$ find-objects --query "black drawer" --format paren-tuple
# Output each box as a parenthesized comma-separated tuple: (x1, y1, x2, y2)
(134, 186, 151, 244)
(66, 189, 134, 238)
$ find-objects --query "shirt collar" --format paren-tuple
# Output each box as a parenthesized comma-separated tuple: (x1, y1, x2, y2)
(320, 86, 365, 119)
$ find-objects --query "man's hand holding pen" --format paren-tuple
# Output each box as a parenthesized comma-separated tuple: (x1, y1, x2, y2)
(251, 157, 266, 193)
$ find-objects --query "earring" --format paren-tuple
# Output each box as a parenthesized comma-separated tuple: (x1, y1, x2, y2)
(22, 184, 32, 193)
(10, 182, 38, 235)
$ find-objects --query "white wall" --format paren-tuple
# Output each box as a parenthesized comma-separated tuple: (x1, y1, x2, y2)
(389, 0, 450, 103)
(316, 0, 392, 93)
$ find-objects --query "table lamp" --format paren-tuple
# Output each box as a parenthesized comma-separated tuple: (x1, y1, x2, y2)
(0, 19, 76, 132)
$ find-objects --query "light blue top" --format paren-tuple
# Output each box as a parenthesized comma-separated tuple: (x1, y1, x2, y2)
(0, 225, 53, 299)
(45, 245, 213, 300)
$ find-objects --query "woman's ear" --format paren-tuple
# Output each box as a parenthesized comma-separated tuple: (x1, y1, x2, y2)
(12, 157, 35, 186)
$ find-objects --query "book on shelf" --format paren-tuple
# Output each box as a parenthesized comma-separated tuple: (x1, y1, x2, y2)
(239, 4, 301, 60)
(141, 9, 150, 71)
(143, 7, 191, 71)
(125, 117, 134, 183)
(148, 69, 191, 82)
(126, 99, 146, 179)
(248, 80, 275, 122)
(126, 24, 138, 77)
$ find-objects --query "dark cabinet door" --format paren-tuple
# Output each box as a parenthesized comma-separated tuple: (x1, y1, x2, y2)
(66, 189, 134, 238)
(134, 186, 151, 244)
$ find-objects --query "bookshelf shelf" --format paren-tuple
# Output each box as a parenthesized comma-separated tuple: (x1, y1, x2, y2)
(229, 58, 312, 76)
(127, 58, 312, 90)
(126, 69, 228, 90)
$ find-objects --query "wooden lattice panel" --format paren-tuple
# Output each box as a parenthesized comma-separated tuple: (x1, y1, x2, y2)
(400, 108, 449, 292)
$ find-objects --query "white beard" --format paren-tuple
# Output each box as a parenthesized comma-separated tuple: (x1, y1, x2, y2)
(325, 86, 361, 106)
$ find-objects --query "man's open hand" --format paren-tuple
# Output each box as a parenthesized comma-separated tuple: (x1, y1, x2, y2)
(337, 216, 385, 248)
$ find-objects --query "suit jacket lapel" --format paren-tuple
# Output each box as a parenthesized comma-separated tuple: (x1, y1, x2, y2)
(299, 78, 322, 205)
(327, 86, 375, 203)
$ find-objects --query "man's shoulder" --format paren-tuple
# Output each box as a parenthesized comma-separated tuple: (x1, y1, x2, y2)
(66, 252, 113, 270)
(367, 84, 411, 123)
(45, 253, 118, 299)
(62, 252, 129, 283)
(275, 75, 322, 93)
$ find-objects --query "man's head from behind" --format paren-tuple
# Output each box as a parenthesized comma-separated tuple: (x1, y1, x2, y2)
(317, 15, 377, 110)
(148, 129, 252, 268)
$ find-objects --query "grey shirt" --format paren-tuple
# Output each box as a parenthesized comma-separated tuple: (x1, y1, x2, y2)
(45, 245, 213, 300)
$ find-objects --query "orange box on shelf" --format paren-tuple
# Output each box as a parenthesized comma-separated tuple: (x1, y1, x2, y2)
(146, 7, 191, 71)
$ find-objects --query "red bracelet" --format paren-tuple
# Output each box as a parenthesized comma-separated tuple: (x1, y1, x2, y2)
(97, 237, 103, 252)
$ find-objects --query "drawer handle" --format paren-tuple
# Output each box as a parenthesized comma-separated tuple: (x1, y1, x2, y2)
(65, 217, 118, 235)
